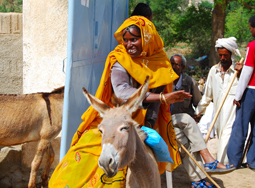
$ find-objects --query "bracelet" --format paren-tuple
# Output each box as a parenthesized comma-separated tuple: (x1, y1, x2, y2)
(161, 93, 168, 105)
(159, 92, 164, 104)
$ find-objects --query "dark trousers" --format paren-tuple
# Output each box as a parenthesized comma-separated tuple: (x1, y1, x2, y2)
(227, 88, 255, 168)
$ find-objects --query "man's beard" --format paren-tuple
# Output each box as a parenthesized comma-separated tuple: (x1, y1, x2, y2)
(221, 60, 229, 66)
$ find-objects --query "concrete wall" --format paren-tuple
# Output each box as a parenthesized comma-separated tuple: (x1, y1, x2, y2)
(23, 0, 68, 94)
(0, 1, 68, 187)
(0, 13, 23, 94)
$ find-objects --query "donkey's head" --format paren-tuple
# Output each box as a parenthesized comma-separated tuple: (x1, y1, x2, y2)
(82, 76, 149, 177)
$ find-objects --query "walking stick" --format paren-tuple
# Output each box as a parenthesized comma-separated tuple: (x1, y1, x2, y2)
(176, 140, 221, 188)
(236, 131, 252, 169)
(204, 57, 245, 143)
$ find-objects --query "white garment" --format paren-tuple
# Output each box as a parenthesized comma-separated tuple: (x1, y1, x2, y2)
(235, 65, 254, 101)
(173, 73, 182, 91)
(195, 63, 238, 165)
(215, 37, 241, 63)
(198, 102, 215, 139)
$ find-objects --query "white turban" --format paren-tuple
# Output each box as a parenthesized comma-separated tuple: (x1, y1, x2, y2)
(215, 37, 241, 63)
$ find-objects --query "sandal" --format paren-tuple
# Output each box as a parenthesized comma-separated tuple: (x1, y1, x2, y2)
(205, 160, 235, 172)
(241, 163, 249, 168)
(191, 179, 216, 188)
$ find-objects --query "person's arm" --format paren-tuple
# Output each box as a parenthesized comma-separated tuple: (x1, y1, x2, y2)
(143, 91, 192, 104)
(191, 77, 202, 107)
(235, 65, 253, 101)
(111, 62, 192, 106)
(195, 69, 214, 115)
(234, 61, 243, 78)
(111, 62, 149, 101)
(234, 45, 255, 107)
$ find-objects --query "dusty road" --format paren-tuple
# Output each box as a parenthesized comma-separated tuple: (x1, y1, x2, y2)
(161, 138, 255, 188)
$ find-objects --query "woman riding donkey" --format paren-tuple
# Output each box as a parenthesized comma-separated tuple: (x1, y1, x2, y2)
(49, 16, 192, 187)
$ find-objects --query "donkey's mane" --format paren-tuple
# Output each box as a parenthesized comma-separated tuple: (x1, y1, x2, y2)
(110, 93, 125, 107)
(0, 86, 64, 97)
(135, 124, 147, 142)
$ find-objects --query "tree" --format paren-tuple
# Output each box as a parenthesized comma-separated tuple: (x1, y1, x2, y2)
(225, 5, 255, 46)
(172, 4, 212, 60)
(209, 0, 255, 67)
(0, 0, 22, 13)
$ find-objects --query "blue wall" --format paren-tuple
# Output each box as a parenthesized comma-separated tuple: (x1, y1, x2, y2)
(60, 0, 129, 160)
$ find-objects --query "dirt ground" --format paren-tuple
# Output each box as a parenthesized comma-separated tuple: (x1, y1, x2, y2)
(161, 138, 255, 188)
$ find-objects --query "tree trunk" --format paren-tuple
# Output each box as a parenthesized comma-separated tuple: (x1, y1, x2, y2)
(209, 1, 227, 67)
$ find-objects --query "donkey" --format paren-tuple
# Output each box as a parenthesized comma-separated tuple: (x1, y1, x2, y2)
(82, 77, 161, 188)
(0, 86, 64, 188)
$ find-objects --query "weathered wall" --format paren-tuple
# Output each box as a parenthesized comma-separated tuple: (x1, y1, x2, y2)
(0, 13, 23, 94)
(0, 1, 68, 187)
(23, 0, 68, 93)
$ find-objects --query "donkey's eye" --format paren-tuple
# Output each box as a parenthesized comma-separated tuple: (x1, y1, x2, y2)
(120, 126, 129, 131)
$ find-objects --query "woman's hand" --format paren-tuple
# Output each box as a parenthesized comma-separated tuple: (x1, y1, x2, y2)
(164, 90, 192, 104)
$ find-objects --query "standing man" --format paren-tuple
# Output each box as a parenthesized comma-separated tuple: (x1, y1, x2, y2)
(227, 15, 255, 170)
(195, 37, 242, 165)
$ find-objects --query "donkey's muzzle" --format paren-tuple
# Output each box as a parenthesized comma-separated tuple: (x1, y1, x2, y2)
(98, 143, 119, 177)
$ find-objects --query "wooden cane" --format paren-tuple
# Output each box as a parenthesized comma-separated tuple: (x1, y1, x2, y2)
(204, 57, 245, 143)
(236, 131, 252, 169)
(176, 140, 221, 188)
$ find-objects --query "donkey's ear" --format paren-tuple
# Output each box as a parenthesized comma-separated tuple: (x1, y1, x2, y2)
(82, 87, 110, 117)
(124, 76, 149, 114)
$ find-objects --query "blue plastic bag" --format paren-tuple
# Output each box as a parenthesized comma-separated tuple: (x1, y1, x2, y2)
(141, 126, 174, 163)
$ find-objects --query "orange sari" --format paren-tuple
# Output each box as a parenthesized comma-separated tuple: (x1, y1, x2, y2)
(49, 16, 181, 188)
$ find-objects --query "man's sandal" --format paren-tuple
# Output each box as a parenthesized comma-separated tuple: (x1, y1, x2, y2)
(191, 179, 216, 188)
(205, 160, 235, 172)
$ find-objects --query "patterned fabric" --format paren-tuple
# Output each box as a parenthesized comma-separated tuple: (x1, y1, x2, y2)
(49, 16, 180, 188)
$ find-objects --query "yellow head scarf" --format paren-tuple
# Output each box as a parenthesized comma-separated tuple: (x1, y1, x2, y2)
(72, 16, 181, 172)
(113, 16, 178, 87)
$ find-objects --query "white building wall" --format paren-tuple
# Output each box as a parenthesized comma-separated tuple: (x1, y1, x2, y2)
(23, 0, 68, 93)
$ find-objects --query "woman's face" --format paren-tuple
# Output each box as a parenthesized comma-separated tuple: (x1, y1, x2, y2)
(122, 27, 142, 58)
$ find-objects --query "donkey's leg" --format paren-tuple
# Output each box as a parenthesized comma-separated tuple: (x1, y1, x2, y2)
(28, 139, 48, 188)
(41, 142, 54, 187)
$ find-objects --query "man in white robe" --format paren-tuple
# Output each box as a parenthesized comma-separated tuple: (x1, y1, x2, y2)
(195, 37, 242, 165)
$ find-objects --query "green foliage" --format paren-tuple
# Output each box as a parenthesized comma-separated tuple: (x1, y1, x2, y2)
(148, 0, 187, 32)
(200, 1, 213, 10)
(225, 5, 255, 46)
(225, 1, 255, 46)
(184, 65, 209, 81)
(171, 4, 212, 60)
(128, 0, 255, 73)
(0, 0, 22, 13)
